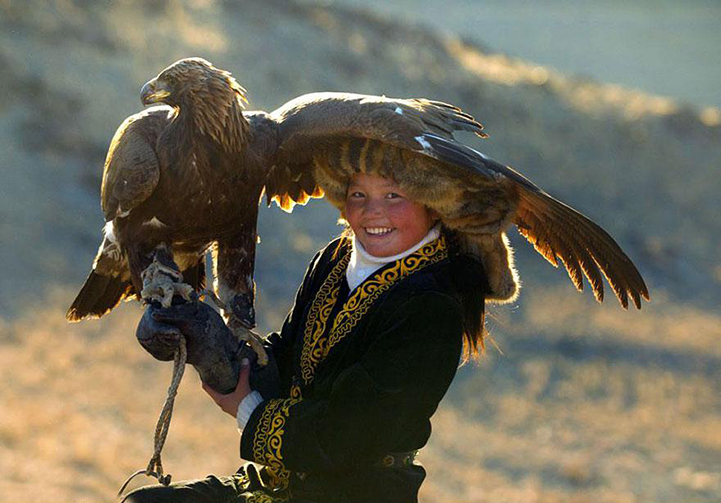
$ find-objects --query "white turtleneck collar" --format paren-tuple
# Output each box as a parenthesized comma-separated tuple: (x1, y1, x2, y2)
(346, 224, 441, 293)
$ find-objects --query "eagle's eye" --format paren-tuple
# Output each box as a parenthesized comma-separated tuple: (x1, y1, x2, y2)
(157, 74, 174, 87)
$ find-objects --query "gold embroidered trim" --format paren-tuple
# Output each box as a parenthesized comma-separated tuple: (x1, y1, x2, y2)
(252, 398, 301, 490)
(326, 236, 447, 356)
(233, 468, 290, 501)
(300, 248, 352, 384)
(300, 236, 447, 385)
(246, 490, 288, 503)
(289, 383, 302, 399)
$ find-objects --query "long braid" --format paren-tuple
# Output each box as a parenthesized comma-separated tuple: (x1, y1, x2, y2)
(443, 227, 489, 361)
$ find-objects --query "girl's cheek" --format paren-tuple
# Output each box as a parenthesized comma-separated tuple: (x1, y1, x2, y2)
(386, 200, 411, 217)
(345, 200, 361, 214)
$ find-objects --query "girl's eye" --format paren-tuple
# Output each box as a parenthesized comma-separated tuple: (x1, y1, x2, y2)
(386, 192, 402, 199)
(348, 191, 364, 198)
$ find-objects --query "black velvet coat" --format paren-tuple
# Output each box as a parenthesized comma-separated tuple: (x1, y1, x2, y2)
(238, 235, 466, 503)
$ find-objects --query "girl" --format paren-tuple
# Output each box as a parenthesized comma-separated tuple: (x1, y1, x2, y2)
(128, 171, 488, 503)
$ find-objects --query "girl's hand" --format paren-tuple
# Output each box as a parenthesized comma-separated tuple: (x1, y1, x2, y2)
(202, 359, 252, 417)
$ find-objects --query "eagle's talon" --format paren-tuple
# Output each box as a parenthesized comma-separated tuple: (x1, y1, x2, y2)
(230, 293, 256, 329)
(176, 283, 194, 302)
(228, 317, 268, 367)
(247, 332, 269, 367)
(199, 289, 227, 311)
(141, 258, 194, 308)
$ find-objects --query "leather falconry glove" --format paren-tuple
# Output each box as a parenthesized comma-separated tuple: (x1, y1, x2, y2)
(136, 299, 280, 397)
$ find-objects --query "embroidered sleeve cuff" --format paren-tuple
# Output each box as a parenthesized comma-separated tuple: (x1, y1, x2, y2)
(236, 390, 264, 430)
(240, 397, 303, 468)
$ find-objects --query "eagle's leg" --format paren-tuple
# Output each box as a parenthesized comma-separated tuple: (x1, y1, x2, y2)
(227, 317, 269, 367)
(199, 290, 268, 366)
(140, 248, 194, 308)
(213, 214, 269, 365)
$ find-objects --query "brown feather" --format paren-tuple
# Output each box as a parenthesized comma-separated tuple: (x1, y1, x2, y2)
(515, 187, 648, 308)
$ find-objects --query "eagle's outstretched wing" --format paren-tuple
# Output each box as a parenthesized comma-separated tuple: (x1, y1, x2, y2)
(265, 92, 486, 210)
(267, 92, 649, 309)
(513, 184, 649, 309)
(416, 132, 650, 309)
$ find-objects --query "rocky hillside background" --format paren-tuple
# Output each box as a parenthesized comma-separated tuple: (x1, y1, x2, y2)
(0, 1, 719, 502)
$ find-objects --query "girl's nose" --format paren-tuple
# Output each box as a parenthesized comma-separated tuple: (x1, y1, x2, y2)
(363, 198, 384, 216)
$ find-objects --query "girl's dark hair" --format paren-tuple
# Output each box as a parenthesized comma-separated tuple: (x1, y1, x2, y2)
(444, 227, 489, 362)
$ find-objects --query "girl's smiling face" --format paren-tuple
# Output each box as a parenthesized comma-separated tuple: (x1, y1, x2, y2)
(345, 173, 437, 257)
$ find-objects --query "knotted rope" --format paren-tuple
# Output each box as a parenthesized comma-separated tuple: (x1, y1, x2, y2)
(118, 336, 187, 499)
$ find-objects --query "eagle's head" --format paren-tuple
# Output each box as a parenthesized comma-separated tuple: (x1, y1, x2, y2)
(141, 58, 249, 149)
(141, 57, 246, 108)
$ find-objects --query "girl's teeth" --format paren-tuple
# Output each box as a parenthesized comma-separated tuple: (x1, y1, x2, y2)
(366, 227, 393, 235)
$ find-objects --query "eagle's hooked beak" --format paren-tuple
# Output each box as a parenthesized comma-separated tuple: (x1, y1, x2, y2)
(141, 78, 171, 106)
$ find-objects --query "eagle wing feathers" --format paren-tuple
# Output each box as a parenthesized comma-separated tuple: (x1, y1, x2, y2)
(514, 187, 649, 309)
(266, 91, 649, 309)
(101, 111, 163, 221)
(267, 92, 486, 211)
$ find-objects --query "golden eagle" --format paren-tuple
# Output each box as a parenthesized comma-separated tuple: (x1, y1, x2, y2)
(66, 58, 270, 356)
(67, 58, 648, 342)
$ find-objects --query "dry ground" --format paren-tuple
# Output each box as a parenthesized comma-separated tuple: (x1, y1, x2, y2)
(0, 287, 718, 502)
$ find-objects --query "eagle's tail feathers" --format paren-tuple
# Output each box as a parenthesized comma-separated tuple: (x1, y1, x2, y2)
(66, 271, 134, 322)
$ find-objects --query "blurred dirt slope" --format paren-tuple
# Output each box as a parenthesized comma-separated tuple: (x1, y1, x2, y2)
(331, 0, 721, 109)
(0, 0, 719, 502)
